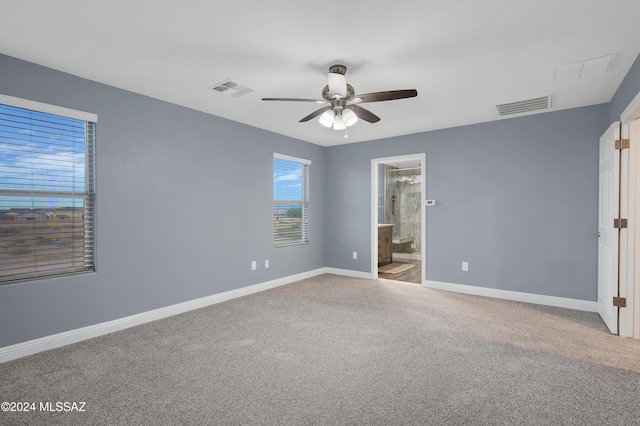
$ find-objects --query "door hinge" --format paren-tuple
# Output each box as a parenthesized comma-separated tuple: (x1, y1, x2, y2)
(613, 296, 627, 308)
(614, 218, 628, 229)
(615, 139, 630, 150)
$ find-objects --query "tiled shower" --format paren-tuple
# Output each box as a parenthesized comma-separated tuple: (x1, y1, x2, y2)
(384, 165, 422, 256)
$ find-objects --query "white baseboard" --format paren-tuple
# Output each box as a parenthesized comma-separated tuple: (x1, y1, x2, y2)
(423, 280, 598, 312)
(0, 268, 328, 364)
(322, 267, 374, 280)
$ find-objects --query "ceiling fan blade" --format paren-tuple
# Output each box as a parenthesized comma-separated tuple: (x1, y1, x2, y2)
(262, 98, 326, 103)
(299, 106, 332, 122)
(349, 105, 381, 123)
(352, 89, 418, 103)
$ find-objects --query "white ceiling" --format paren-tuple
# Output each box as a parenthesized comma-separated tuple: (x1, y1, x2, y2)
(1, 0, 640, 147)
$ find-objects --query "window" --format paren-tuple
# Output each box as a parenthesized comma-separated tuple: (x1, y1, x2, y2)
(273, 153, 310, 247)
(0, 95, 96, 283)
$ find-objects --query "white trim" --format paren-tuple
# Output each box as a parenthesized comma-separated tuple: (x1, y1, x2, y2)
(0, 94, 98, 123)
(0, 268, 328, 363)
(322, 267, 374, 279)
(273, 152, 311, 165)
(620, 90, 640, 339)
(423, 280, 598, 312)
(623, 116, 640, 339)
(619, 120, 632, 337)
(633, 119, 640, 339)
(371, 153, 424, 165)
(621, 90, 640, 122)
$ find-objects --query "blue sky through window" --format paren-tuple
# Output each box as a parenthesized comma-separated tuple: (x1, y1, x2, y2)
(0, 104, 89, 210)
(273, 157, 303, 201)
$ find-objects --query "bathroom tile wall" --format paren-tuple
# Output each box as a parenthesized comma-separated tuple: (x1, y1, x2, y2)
(384, 166, 422, 255)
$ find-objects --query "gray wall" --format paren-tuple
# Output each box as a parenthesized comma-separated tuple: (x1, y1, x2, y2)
(325, 105, 608, 301)
(610, 52, 640, 122)
(0, 54, 325, 347)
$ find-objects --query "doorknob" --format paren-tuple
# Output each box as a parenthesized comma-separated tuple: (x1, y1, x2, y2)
(593, 232, 600, 237)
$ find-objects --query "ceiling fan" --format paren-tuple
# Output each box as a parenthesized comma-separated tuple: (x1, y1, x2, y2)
(262, 64, 417, 130)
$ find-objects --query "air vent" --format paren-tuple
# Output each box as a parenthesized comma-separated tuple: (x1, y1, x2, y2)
(210, 79, 254, 97)
(494, 95, 551, 117)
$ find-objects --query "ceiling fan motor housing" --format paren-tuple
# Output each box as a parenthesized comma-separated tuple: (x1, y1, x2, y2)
(328, 64, 347, 75)
(322, 84, 355, 102)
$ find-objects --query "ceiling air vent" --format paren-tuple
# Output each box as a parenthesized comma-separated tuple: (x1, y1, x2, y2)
(494, 95, 551, 117)
(210, 79, 253, 97)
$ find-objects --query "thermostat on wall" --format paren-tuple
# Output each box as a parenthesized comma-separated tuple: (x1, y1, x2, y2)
(426, 199, 437, 206)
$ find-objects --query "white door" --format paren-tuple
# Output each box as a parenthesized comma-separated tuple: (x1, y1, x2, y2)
(598, 122, 620, 334)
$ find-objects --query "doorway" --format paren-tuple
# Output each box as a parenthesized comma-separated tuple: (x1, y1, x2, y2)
(371, 154, 426, 284)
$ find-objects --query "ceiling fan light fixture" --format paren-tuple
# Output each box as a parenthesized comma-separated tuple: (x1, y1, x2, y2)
(328, 73, 347, 98)
(333, 114, 346, 130)
(342, 108, 358, 127)
(319, 109, 335, 127)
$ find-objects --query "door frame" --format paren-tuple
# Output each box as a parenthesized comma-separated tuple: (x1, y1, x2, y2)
(620, 89, 640, 338)
(371, 153, 426, 283)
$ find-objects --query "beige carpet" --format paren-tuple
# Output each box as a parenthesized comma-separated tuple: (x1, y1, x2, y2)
(378, 262, 416, 274)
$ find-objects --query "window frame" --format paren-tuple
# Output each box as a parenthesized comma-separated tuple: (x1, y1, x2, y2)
(0, 94, 97, 284)
(273, 152, 310, 247)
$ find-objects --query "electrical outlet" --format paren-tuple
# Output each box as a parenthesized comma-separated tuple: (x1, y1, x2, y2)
(264, 260, 269, 269)
(462, 261, 469, 272)
(251, 261, 257, 270)
(353, 251, 358, 259)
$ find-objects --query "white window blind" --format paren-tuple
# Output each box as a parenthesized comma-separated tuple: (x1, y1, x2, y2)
(273, 153, 310, 247)
(0, 98, 96, 283)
